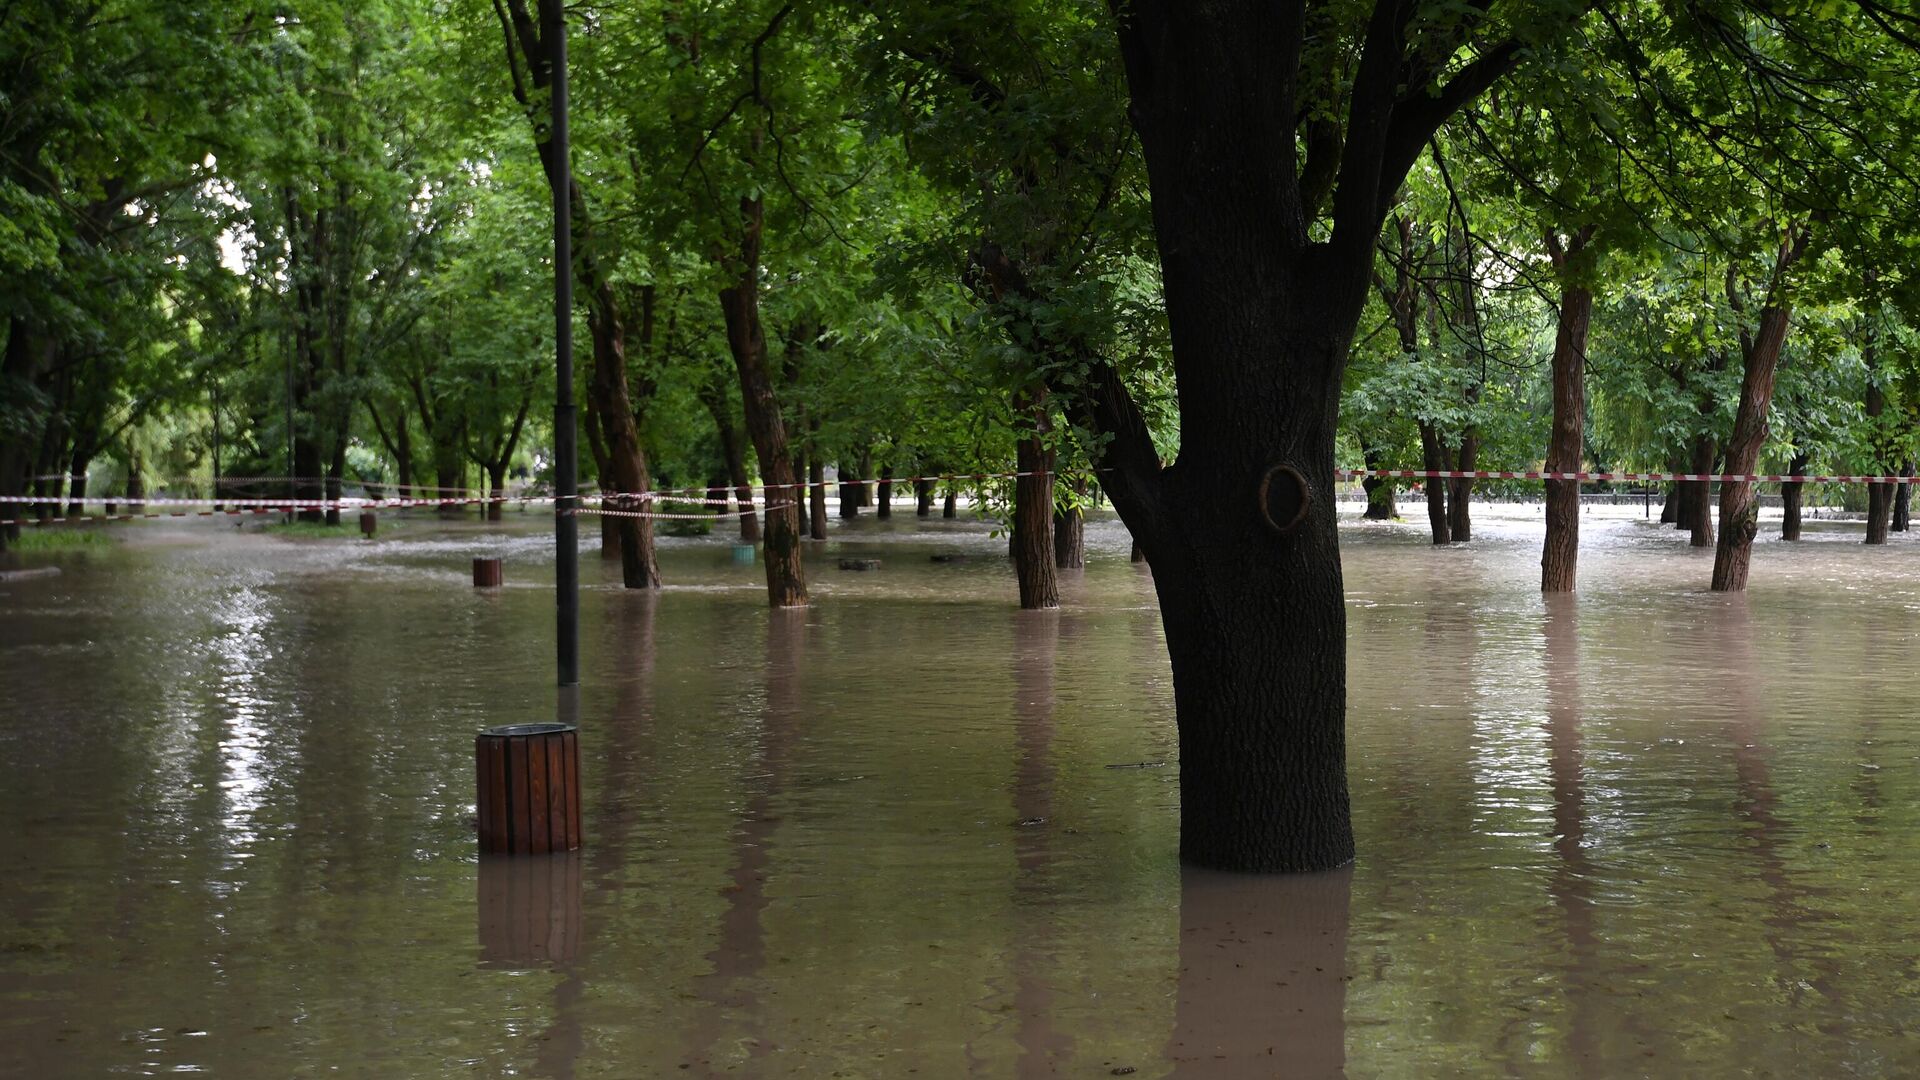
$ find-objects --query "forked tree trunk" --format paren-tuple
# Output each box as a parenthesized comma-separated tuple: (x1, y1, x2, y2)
(1781, 451, 1809, 541)
(1713, 284, 1801, 591)
(1417, 422, 1449, 544)
(1012, 389, 1058, 609)
(716, 194, 805, 608)
(1541, 247, 1593, 593)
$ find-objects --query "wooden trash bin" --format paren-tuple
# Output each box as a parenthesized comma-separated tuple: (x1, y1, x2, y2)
(475, 723, 581, 854)
(473, 557, 504, 587)
(359, 511, 377, 538)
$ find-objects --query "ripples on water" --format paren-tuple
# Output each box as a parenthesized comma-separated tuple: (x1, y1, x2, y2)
(1, 505, 1917, 1077)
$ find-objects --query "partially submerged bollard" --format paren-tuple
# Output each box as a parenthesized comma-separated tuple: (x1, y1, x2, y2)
(473, 557, 503, 587)
(475, 723, 581, 855)
(360, 511, 377, 538)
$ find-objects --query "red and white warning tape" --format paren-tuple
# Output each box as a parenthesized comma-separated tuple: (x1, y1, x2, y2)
(4, 467, 1908, 528)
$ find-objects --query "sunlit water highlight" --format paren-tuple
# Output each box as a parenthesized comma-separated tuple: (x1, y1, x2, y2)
(2, 504, 1917, 1077)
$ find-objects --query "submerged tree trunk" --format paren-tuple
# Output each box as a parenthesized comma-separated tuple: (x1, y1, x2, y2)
(1359, 446, 1394, 520)
(716, 195, 805, 608)
(807, 444, 827, 541)
(1541, 239, 1594, 593)
(792, 447, 809, 538)
(1894, 460, 1914, 532)
(1447, 433, 1478, 542)
(1012, 390, 1059, 609)
(1686, 435, 1715, 547)
(915, 477, 935, 516)
(876, 466, 893, 520)
(1053, 506, 1084, 568)
(1865, 334, 1891, 545)
(1417, 422, 1450, 544)
(1713, 232, 1807, 592)
(943, 488, 957, 519)
(1781, 451, 1809, 541)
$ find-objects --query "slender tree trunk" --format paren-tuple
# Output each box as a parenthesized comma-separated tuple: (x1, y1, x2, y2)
(1012, 389, 1059, 609)
(705, 385, 760, 544)
(1417, 421, 1449, 544)
(1894, 460, 1913, 532)
(586, 290, 659, 589)
(325, 438, 346, 527)
(807, 453, 827, 541)
(1541, 271, 1592, 593)
(1447, 433, 1478, 542)
(1052, 507, 1084, 567)
(716, 194, 805, 607)
(1360, 446, 1394, 520)
(792, 447, 809, 538)
(1687, 435, 1715, 547)
(943, 488, 957, 519)
(876, 466, 893, 520)
(1712, 302, 1797, 591)
(1781, 451, 1809, 541)
(67, 448, 89, 520)
(1865, 338, 1891, 544)
(916, 477, 935, 516)
(488, 463, 508, 522)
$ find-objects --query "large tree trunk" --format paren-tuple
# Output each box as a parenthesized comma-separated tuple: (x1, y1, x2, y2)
(1012, 389, 1058, 609)
(943, 487, 957, 519)
(1417, 421, 1450, 544)
(1713, 289, 1800, 591)
(1781, 451, 1809, 541)
(1053, 506, 1084, 568)
(1686, 435, 1715, 547)
(916, 477, 935, 516)
(1541, 264, 1593, 593)
(716, 196, 805, 608)
(876, 465, 893, 520)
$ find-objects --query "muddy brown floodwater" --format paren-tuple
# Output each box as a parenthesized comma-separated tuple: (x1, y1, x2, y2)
(2, 504, 1918, 1077)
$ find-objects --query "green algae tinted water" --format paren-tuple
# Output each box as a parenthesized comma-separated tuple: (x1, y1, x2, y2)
(2, 505, 1917, 1077)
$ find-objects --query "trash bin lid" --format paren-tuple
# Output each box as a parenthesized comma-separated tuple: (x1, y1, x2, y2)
(479, 723, 576, 738)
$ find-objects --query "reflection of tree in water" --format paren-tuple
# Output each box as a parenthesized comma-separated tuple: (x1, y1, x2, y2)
(532, 592, 660, 1080)
(1008, 610, 1074, 1077)
(1714, 598, 1844, 1016)
(1166, 865, 1350, 1077)
(1541, 593, 1605, 1076)
(682, 610, 807, 1076)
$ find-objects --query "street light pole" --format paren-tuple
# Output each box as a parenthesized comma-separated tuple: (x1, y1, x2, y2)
(549, 0, 579, 688)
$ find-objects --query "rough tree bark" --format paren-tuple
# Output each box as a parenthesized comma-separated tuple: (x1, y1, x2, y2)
(1864, 320, 1891, 545)
(1712, 225, 1812, 592)
(1011, 388, 1059, 609)
(497, 0, 658, 588)
(1360, 445, 1395, 520)
(1092, 0, 1528, 871)
(1686, 435, 1715, 547)
(1781, 451, 1809, 541)
(716, 193, 806, 607)
(1541, 226, 1595, 593)
(1418, 422, 1450, 544)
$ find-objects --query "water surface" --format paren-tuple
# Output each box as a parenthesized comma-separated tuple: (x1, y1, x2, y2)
(2, 504, 1917, 1077)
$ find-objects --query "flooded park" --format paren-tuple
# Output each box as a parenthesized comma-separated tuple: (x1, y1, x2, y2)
(4, 505, 1917, 1076)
